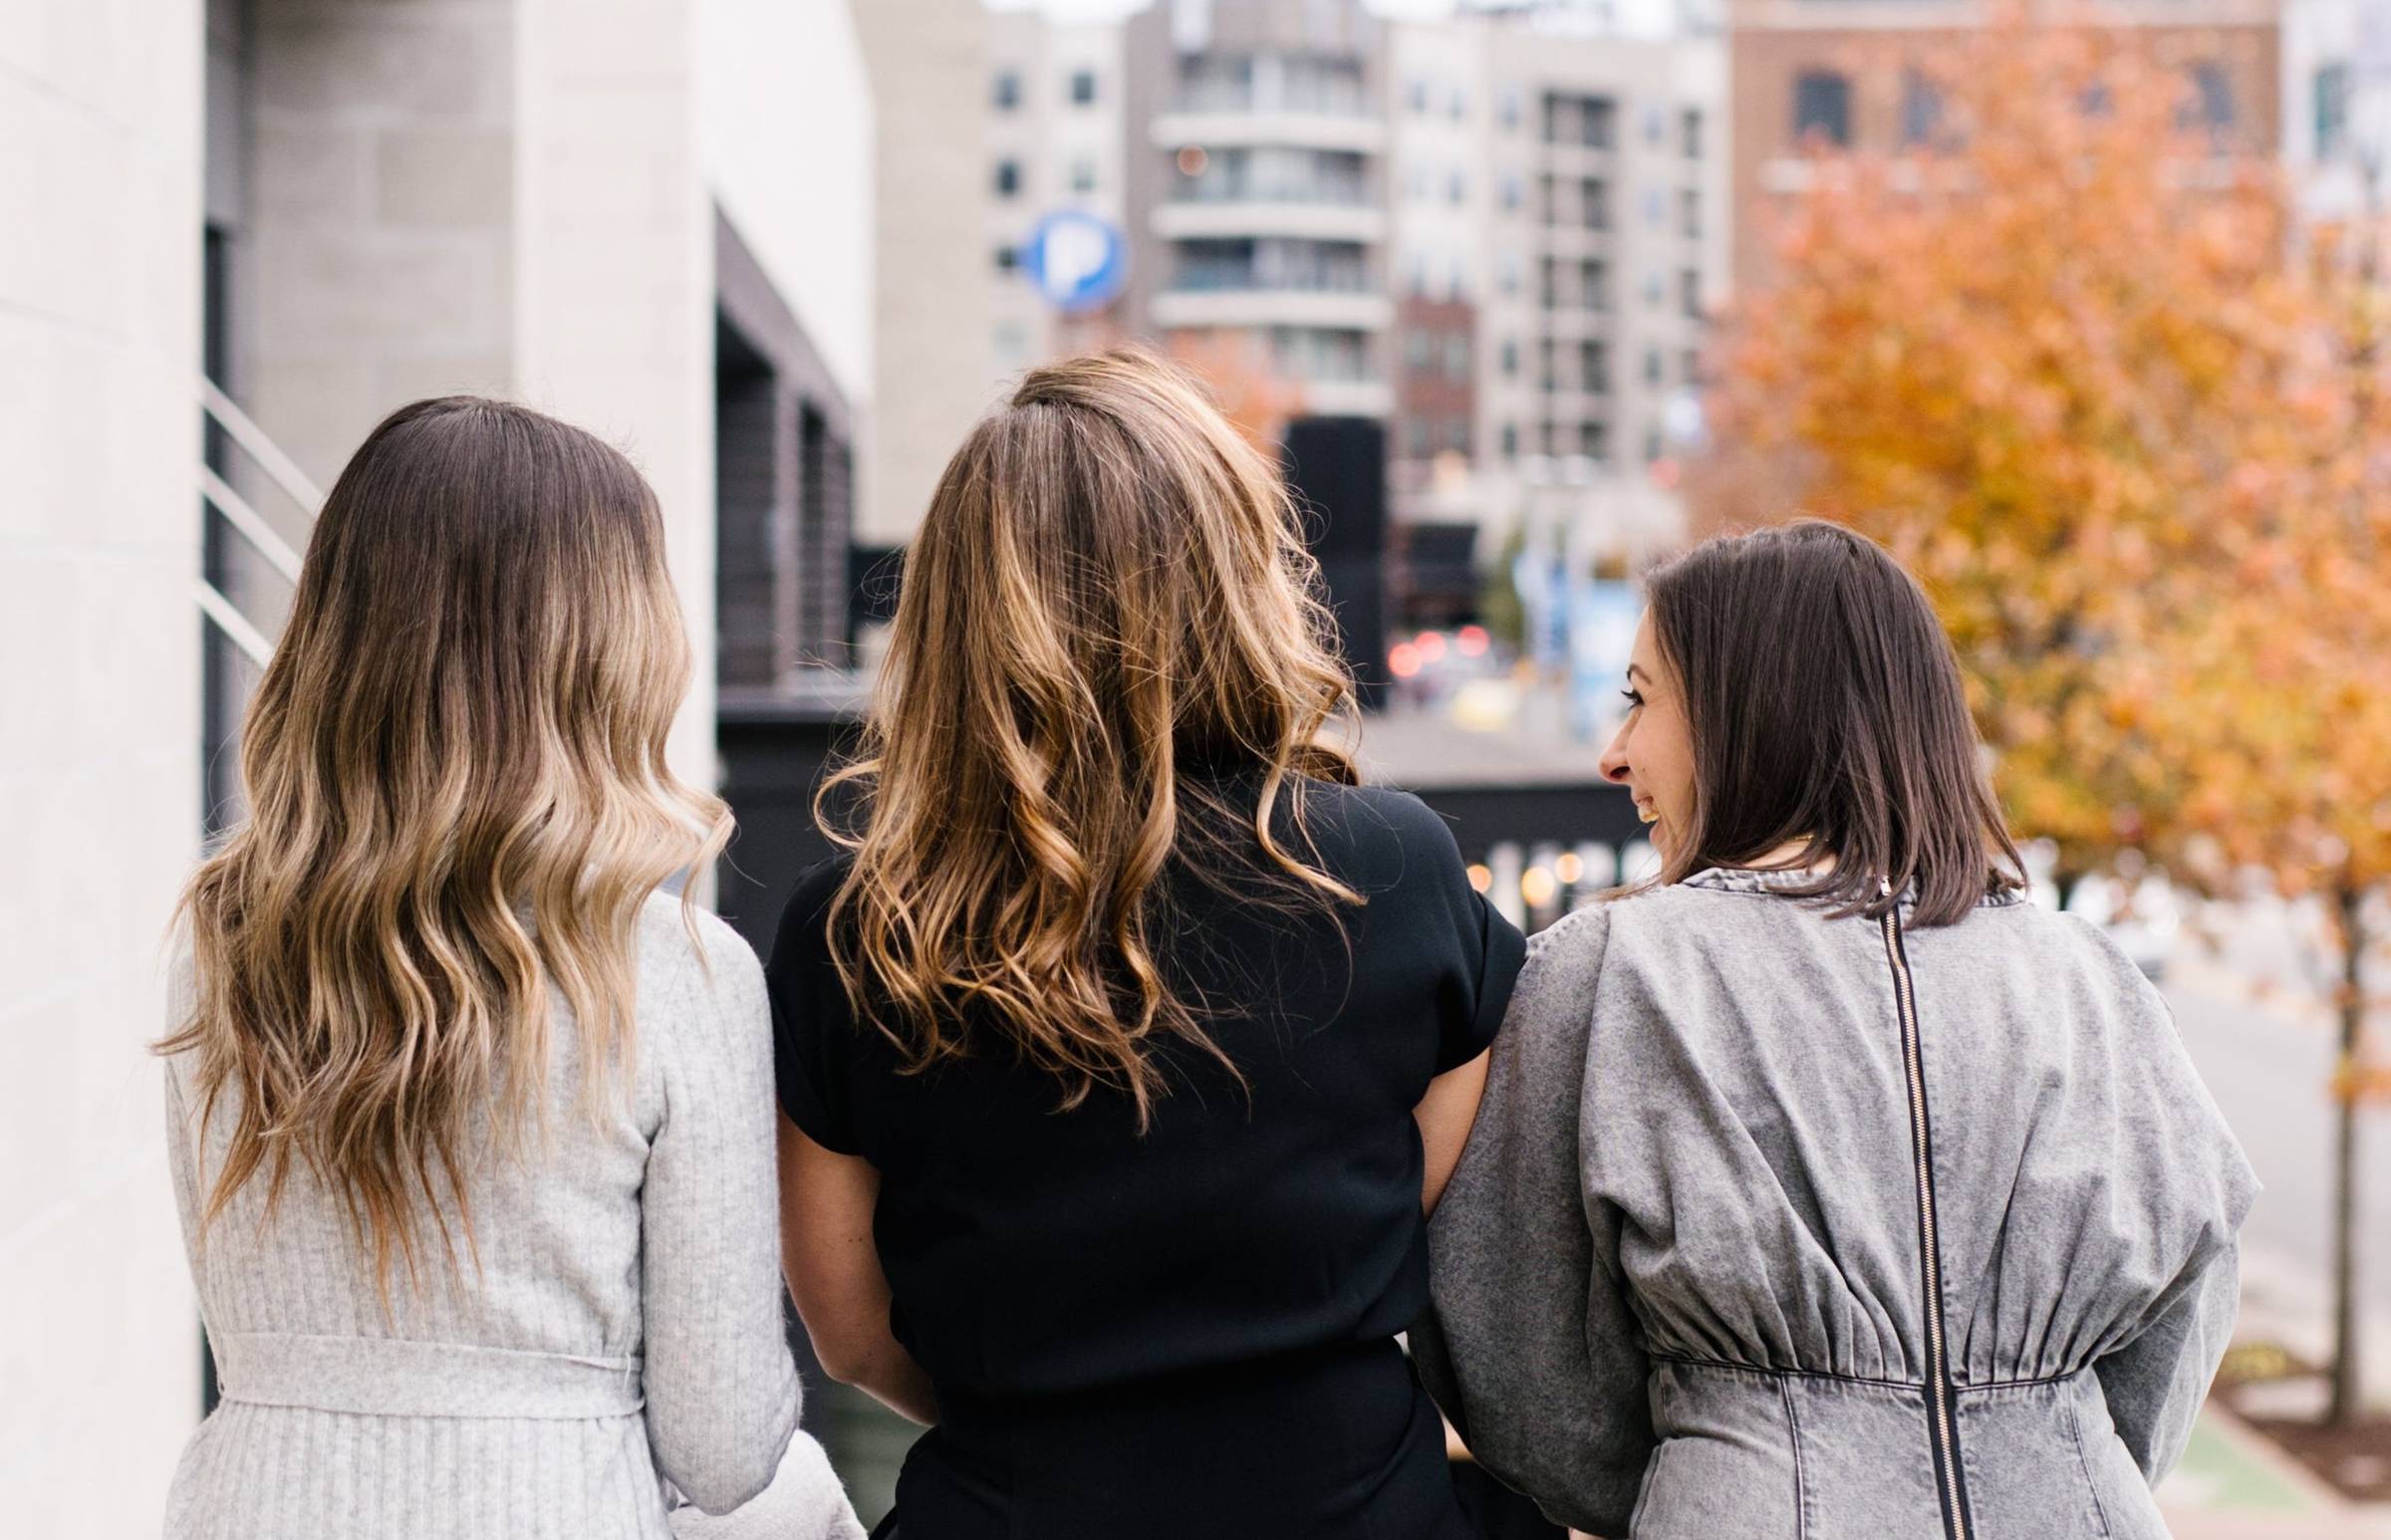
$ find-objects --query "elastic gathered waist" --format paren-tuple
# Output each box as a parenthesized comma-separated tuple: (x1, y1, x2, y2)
(210, 1332, 644, 1419)
(1632, 1357, 2143, 1539)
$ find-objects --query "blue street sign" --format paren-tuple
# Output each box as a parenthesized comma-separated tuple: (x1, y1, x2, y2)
(1021, 210, 1130, 314)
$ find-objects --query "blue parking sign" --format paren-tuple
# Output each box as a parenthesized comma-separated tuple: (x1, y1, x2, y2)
(1021, 210, 1130, 314)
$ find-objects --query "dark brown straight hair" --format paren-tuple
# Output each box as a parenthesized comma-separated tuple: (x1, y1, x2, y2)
(1644, 519, 2025, 926)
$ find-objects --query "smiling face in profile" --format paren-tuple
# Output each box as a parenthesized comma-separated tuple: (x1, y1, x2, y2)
(1598, 610, 1697, 863)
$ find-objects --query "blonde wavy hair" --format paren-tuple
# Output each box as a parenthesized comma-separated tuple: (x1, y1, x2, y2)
(161, 396, 729, 1294)
(823, 348, 1363, 1126)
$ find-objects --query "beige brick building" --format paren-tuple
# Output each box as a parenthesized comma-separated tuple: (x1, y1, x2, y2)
(1, 3, 873, 1530)
(1728, 0, 2283, 290)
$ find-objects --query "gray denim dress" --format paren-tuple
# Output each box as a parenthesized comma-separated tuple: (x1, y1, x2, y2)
(1416, 868, 2258, 1540)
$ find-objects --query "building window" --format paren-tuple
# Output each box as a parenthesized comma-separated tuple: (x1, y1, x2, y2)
(1682, 348, 1701, 385)
(1582, 96, 1616, 149)
(1070, 69, 1098, 106)
(1582, 176, 1609, 230)
(1581, 258, 1608, 310)
(1408, 78, 1430, 114)
(1499, 84, 1522, 130)
(1644, 347, 1663, 385)
(1500, 338, 1519, 378)
(1446, 335, 1469, 382)
(1793, 71, 1852, 147)
(1070, 157, 1098, 194)
(1539, 420, 1558, 456)
(1643, 269, 1665, 308)
(1643, 103, 1666, 144)
(1580, 339, 1608, 393)
(993, 70, 1021, 111)
(1645, 427, 1664, 464)
(1448, 169, 1467, 205)
(1641, 186, 1665, 227)
(1410, 161, 1432, 201)
(1448, 416, 1470, 453)
(1538, 173, 1557, 223)
(1539, 256, 1559, 310)
(994, 158, 1021, 197)
(1680, 187, 1701, 239)
(1406, 328, 1435, 370)
(2189, 63, 2235, 133)
(994, 244, 1018, 271)
(1901, 70, 1943, 147)
(1450, 86, 1467, 123)
(1682, 107, 1704, 159)
(1500, 421, 1519, 459)
(1408, 417, 1434, 458)
(1680, 268, 1703, 319)
(2317, 64, 2352, 160)
(1538, 338, 1557, 390)
(1578, 418, 1608, 459)
(1500, 170, 1524, 212)
(1500, 250, 1522, 296)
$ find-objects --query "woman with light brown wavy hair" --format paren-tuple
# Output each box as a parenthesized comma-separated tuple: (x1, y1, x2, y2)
(158, 397, 860, 1540)
(767, 349, 1526, 1539)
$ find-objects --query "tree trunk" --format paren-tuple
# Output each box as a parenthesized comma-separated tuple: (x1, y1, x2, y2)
(2328, 879, 2367, 1426)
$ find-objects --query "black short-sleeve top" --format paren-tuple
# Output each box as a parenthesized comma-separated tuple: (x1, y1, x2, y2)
(767, 777, 1524, 1433)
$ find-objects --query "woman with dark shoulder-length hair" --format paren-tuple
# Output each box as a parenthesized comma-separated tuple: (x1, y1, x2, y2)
(159, 398, 860, 1540)
(1419, 520, 2256, 1540)
(768, 348, 1525, 1540)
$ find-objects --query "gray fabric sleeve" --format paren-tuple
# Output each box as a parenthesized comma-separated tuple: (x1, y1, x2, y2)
(1417, 906, 1656, 1537)
(2093, 1233, 2242, 1483)
(161, 951, 206, 1260)
(642, 922, 804, 1513)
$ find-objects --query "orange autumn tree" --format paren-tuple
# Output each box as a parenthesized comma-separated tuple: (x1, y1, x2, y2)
(2149, 217, 2391, 1423)
(1699, 10, 2391, 1424)
(1697, 16, 2297, 877)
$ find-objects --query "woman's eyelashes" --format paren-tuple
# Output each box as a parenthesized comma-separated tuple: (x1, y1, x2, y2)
(1620, 687, 1644, 708)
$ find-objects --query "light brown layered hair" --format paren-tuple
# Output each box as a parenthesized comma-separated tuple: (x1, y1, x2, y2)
(822, 349, 1362, 1125)
(160, 396, 729, 1295)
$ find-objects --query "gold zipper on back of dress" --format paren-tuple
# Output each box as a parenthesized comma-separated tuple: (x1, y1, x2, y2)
(1880, 876, 1971, 1540)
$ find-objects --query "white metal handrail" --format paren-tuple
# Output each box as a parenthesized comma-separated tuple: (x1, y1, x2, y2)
(198, 464, 303, 582)
(198, 377, 325, 515)
(195, 578, 274, 667)
(194, 375, 321, 668)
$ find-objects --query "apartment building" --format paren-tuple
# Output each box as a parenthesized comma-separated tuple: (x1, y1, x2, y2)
(1123, 0, 1399, 417)
(2282, 0, 2391, 226)
(1388, 9, 1729, 562)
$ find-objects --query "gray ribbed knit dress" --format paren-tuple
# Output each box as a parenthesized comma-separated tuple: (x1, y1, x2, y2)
(161, 896, 861, 1540)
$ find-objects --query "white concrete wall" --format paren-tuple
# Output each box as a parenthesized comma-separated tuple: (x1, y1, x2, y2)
(699, 0, 876, 408)
(857, 0, 1002, 546)
(241, 0, 521, 495)
(0, 0, 206, 1532)
(516, 0, 717, 791)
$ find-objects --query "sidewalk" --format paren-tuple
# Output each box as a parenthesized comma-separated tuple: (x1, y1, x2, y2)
(2162, 1405, 2391, 1539)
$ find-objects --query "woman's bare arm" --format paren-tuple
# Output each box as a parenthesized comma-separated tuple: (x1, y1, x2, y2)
(1415, 1047, 1491, 1215)
(776, 1115, 940, 1425)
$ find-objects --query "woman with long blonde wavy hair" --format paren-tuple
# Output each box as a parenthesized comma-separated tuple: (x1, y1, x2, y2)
(158, 397, 859, 1540)
(767, 349, 1526, 1540)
